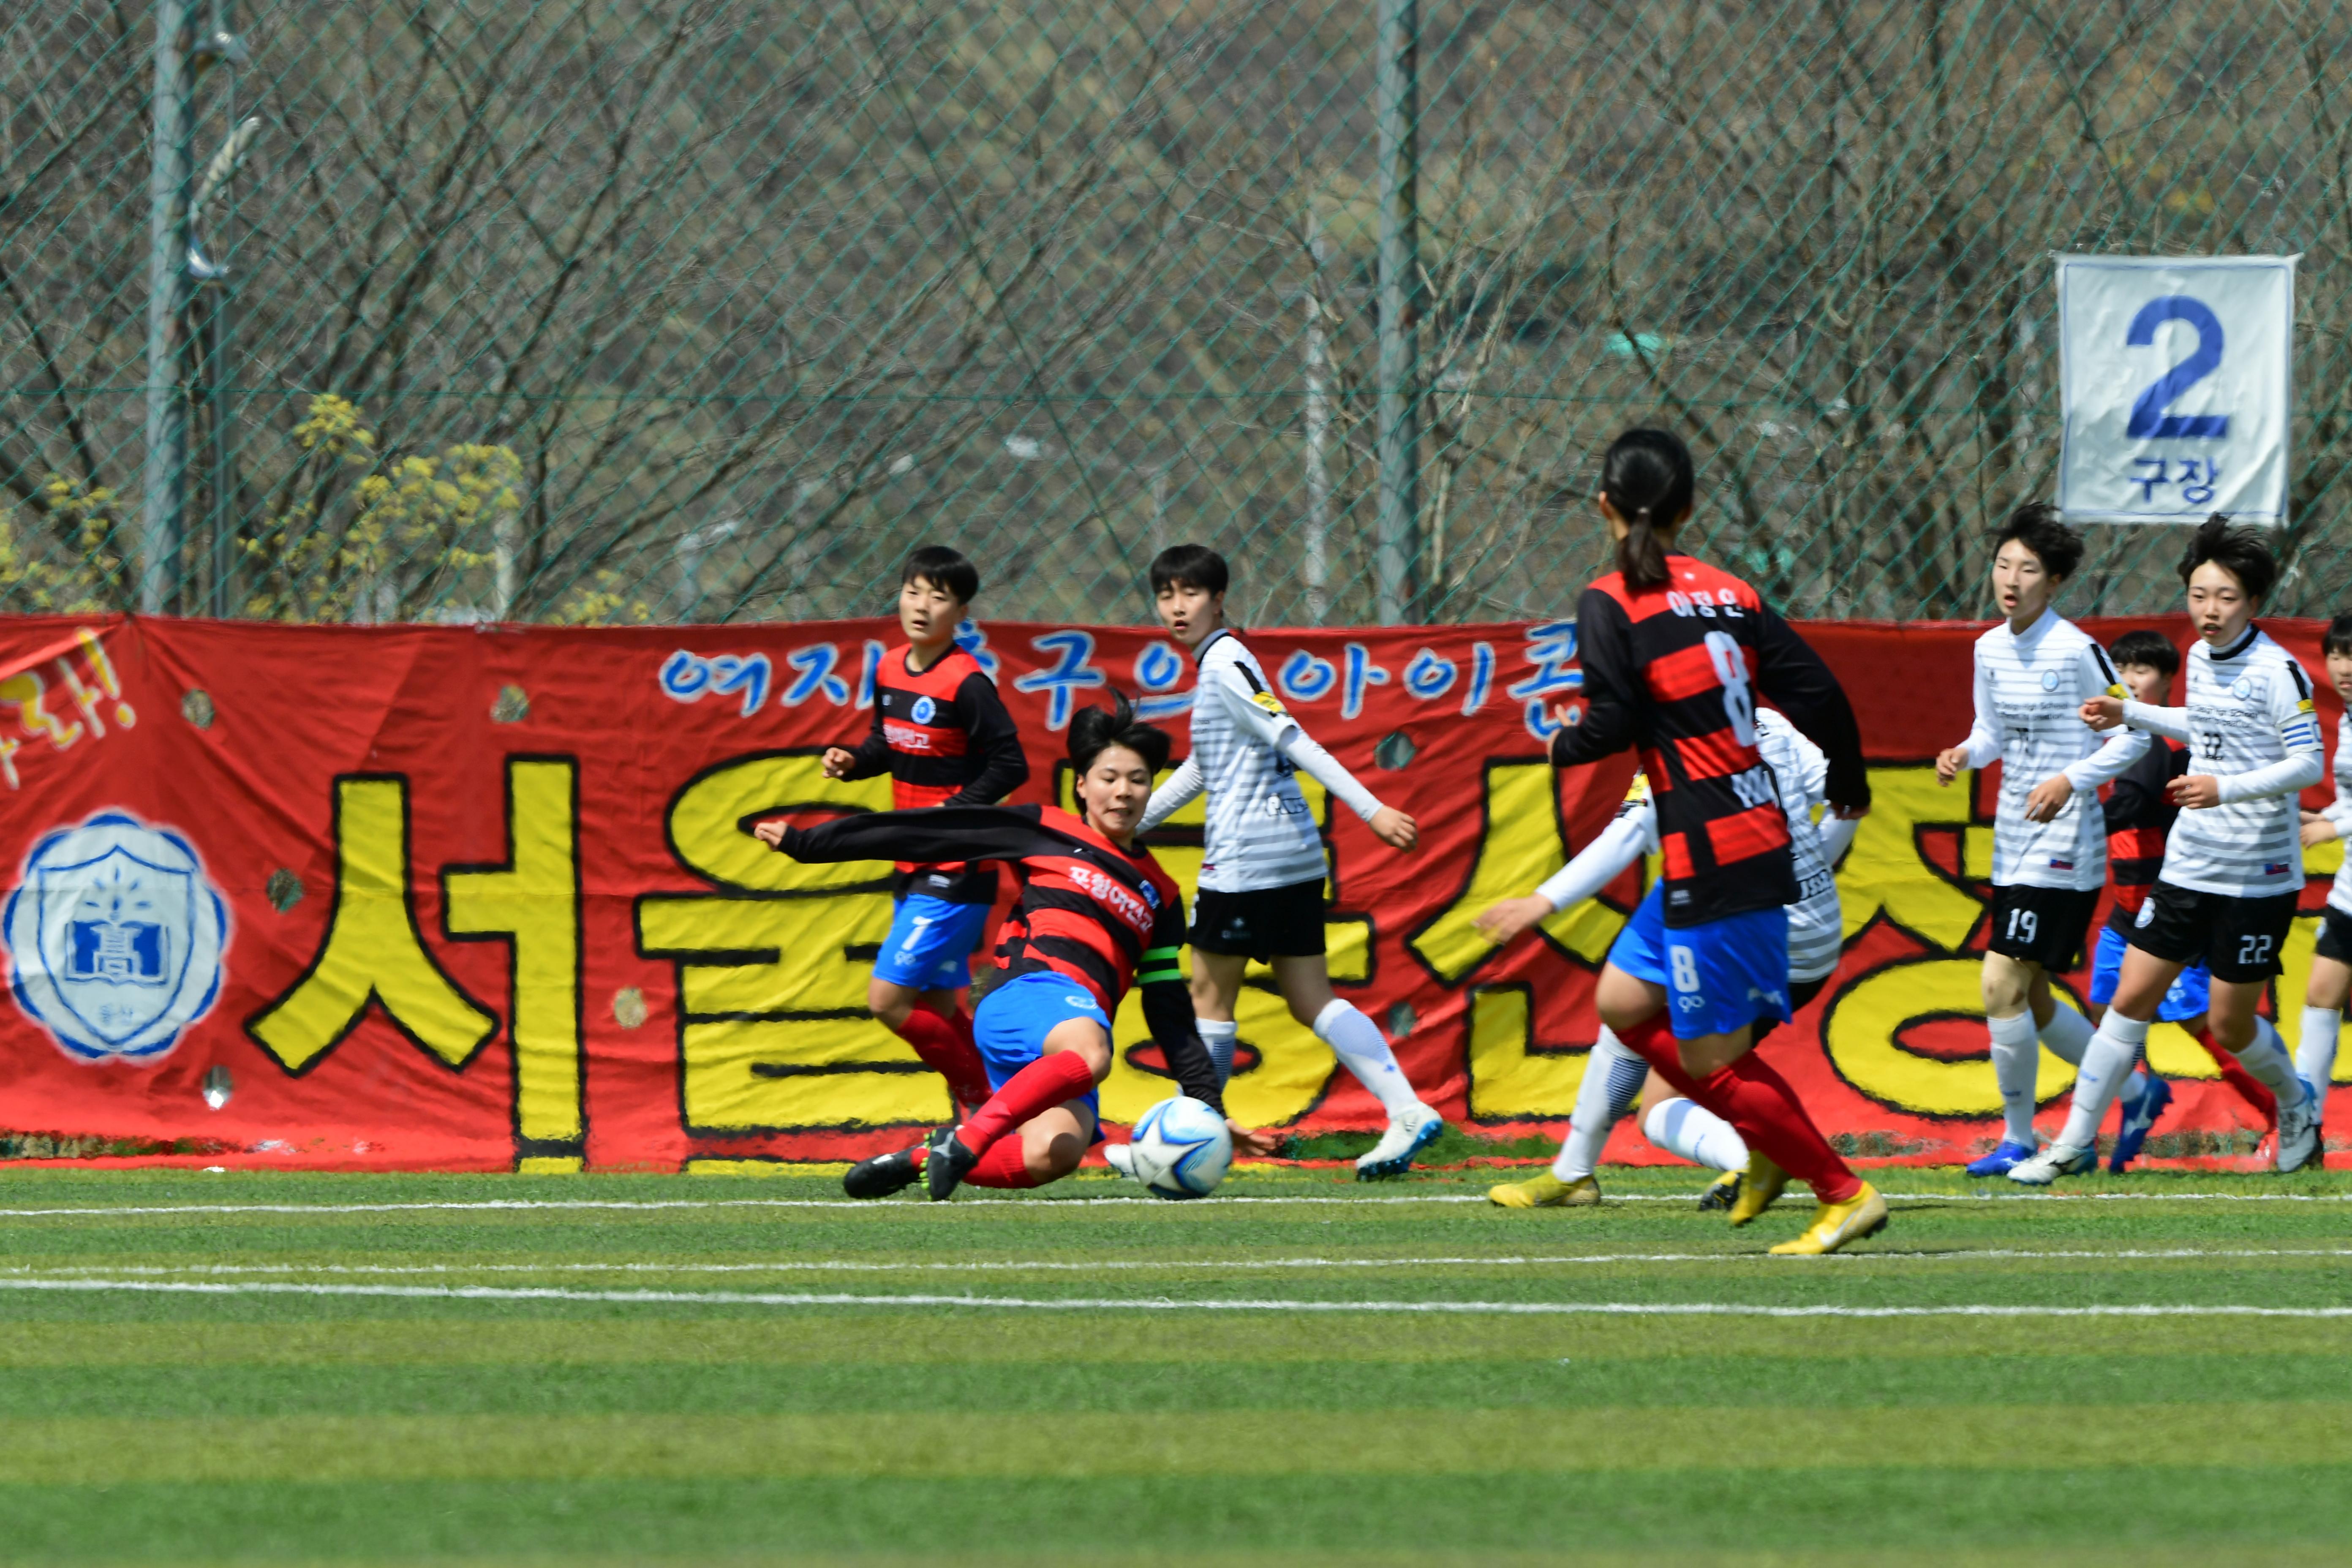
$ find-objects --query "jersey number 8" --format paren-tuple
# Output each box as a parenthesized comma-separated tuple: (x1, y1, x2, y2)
(1703, 631, 1757, 747)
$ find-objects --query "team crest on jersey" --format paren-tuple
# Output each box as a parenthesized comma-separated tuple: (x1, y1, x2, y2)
(910, 695, 936, 725)
(3, 812, 229, 1062)
(2040, 669, 2061, 692)
(1138, 880, 1162, 910)
(2232, 677, 2254, 699)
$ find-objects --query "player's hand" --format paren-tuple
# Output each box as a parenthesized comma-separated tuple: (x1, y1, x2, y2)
(1934, 746, 1970, 785)
(2023, 775, 2074, 823)
(752, 820, 788, 848)
(2168, 773, 2224, 810)
(821, 746, 858, 779)
(1475, 896, 1557, 945)
(2304, 816, 2341, 848)
(2081, 695, 2126, 731)
(1369, 805, 1418, 851)
(1227, 1122, 1282, 1159)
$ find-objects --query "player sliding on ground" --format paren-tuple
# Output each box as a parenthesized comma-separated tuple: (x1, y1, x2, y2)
(1933, 508, 2151, 1178)
(1543, 427, 1882, 1254)
(2012, 516, 2325, 1183)
(762, 698, 1277, 1200)
(821, 546, 1027, 1116)
(2290, 612, 2352, 1141)
(1130, 544, 1444, 1180)
(1478, 706, 1856, 1210)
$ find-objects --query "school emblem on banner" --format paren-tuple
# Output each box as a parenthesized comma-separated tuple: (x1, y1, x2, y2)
(3, 812, 229, 1061)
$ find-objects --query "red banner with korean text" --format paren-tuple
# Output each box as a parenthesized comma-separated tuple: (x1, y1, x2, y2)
(0, 613, 2336, 1171)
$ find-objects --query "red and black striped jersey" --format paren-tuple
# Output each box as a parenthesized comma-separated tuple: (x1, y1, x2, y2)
(772, 803, 1220, 1110)
(2102, 736, 2188, 932)
(1554, 554, 1868, 927)
(834, 645, 1029, 902)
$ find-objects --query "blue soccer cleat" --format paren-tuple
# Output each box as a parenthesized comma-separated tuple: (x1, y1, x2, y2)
(1964, 1138, 2040, 1177)
(2109, 1073, 2173, 1172)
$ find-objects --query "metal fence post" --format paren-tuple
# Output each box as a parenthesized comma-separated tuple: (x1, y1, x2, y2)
(141, 0, 196, 615)
(1372, 0, 1421, 625)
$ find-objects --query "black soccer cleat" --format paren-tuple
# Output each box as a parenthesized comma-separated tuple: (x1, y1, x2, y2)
(923, 1125, 977, 1202)
(1696, 1168, 1743, 1213)
(843, 1144, 925, 1200)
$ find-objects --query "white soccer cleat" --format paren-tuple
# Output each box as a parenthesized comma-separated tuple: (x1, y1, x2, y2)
(1355, 1102, 1446, 1180)
(2006, 1142, 2096, 1186)
(1103, 1142, 1141, 1182)
(2276, 1091, 2322, 1174)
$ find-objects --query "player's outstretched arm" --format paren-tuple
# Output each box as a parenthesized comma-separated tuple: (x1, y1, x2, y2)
(944, 672, 1030, 805)
(1204, 661, 1410, 847)
(1476, 789, 1654, 946)
(1749, 604, 1869, 815)
(2109, 698, 2191, 741)
(1137, 754, 1203, 835)
(755, 803, 1057, 865)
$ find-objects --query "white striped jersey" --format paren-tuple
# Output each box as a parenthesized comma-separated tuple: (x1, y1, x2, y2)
(2326, 719, 2352, 917)
(1142, 629, 1385, 894)
(2123, 626, 2324, 898)
(1553, 709, 1843, 982)
(1953, 608, 2148, 891)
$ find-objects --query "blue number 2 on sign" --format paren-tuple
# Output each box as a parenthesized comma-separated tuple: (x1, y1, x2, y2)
(2125, 296, 2228, 439)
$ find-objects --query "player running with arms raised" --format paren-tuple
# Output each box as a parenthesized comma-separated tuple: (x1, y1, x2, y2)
(822, 546, 1027, 1115)
(1134, 544, 1444, 1179)
(1478, 706, 1857, 1209)
(1934, 508, 2149, 1177)
(2289, 612, 2352, 1138)
(765, 698, 1275, 1199)
(2012, 516, 2325, 1181)
(1545, 427, 1882, 1254)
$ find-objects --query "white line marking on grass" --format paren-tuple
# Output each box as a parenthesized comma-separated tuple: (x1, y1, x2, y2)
(0, 1191, 2346, 1220)
(7, 1246, 2348, 1281)
(3, 1275, 2350, 1318)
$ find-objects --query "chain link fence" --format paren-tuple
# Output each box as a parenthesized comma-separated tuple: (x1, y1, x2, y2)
(7, 1, 2352, 627)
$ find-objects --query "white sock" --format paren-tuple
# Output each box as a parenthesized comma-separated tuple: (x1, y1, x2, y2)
(2055, 1013, 2150, 1152)
(2298, 1006, 2341, 1099)
(2232, 1015, 2306, 1109)
(1988, 1010, 2042, 1148)
(1312, 999, 1422, 1120)
(1554, 1027, 1647, 1181)
(1642, 1096, 1749, 1173)
(1199, 1019, 1238, 1087)
(2038, 1002, 2095, 1066)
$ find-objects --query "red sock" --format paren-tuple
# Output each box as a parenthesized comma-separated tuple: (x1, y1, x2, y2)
(895, 1004, 994, 1110)
(1617, 1016, 1862, 1204)
(962, 1137, 1041, 1189)
(2196, 1028, 2279, 1125)
(956, 1050, 1096, 1156)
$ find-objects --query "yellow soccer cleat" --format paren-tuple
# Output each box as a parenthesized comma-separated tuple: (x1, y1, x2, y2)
(1768, 1181, 1890, 1255)
(1726, 1151, 1788, 1227)
(1486, 1172, 1601, 1208)
(1695, 1168, 1743, 1213)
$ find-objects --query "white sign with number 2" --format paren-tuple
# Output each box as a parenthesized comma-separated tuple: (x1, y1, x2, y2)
(2056, 254, 2295, 525)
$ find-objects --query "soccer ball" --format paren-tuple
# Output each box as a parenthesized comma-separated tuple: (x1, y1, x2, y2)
(1124, 1096, 1233, 1200)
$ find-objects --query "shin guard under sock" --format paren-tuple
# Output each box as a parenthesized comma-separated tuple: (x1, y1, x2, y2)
(895, 1004, 994, 1110)
(1554, 1026, 1647, 1181)
(956, 1050, 1097, 1156)
(2194, 1028, 2278, 1123)
(1616, 1017, 1861, 1203)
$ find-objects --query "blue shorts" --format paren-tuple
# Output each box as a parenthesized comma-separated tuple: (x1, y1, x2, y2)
(2090, 923, 2210, 1023)
(971, 970, 1106, 1132)
(1608, 883, 1793, 1042)
(871, 894, 991, 991)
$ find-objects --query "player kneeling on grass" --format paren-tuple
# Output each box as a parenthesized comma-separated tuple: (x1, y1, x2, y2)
(2290, 612, 2352, 1140)
(1933, 507, 2150, 1178)
(1543, 427, 1883, 1255)
(1137, 544, 1443, 1180)
(1477, 705, 1856, 1212)
(2013, 516, 2325, 1183)
(760, 697, 1277, 1200)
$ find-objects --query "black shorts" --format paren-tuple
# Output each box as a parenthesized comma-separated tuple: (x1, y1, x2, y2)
(2314, 905, 2352, 966)
(1751, 974, 1828, 1050)
(1986, 885, 2100, 972)
(1190, 879, 1326, 961)
(2126, 882, 2299, 983)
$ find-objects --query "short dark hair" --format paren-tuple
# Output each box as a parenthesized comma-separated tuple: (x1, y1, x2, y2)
(2108, 629, 2180, 676)
(2178, 513, 2278, 602)
(1149, 543, 1228, 598)
(1068, 693, 1171, 807)
(2325, 614, 2352, 660)
(901, 544, 979, 605)
(1994, 503, 2085, 580)
(1601, 427, 1696, 592)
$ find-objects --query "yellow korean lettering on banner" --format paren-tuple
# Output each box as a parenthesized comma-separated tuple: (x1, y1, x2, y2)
(1409, 760, 1623, 983)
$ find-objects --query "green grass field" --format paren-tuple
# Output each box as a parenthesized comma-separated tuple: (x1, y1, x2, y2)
(2, 1161, 2349, 1568)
